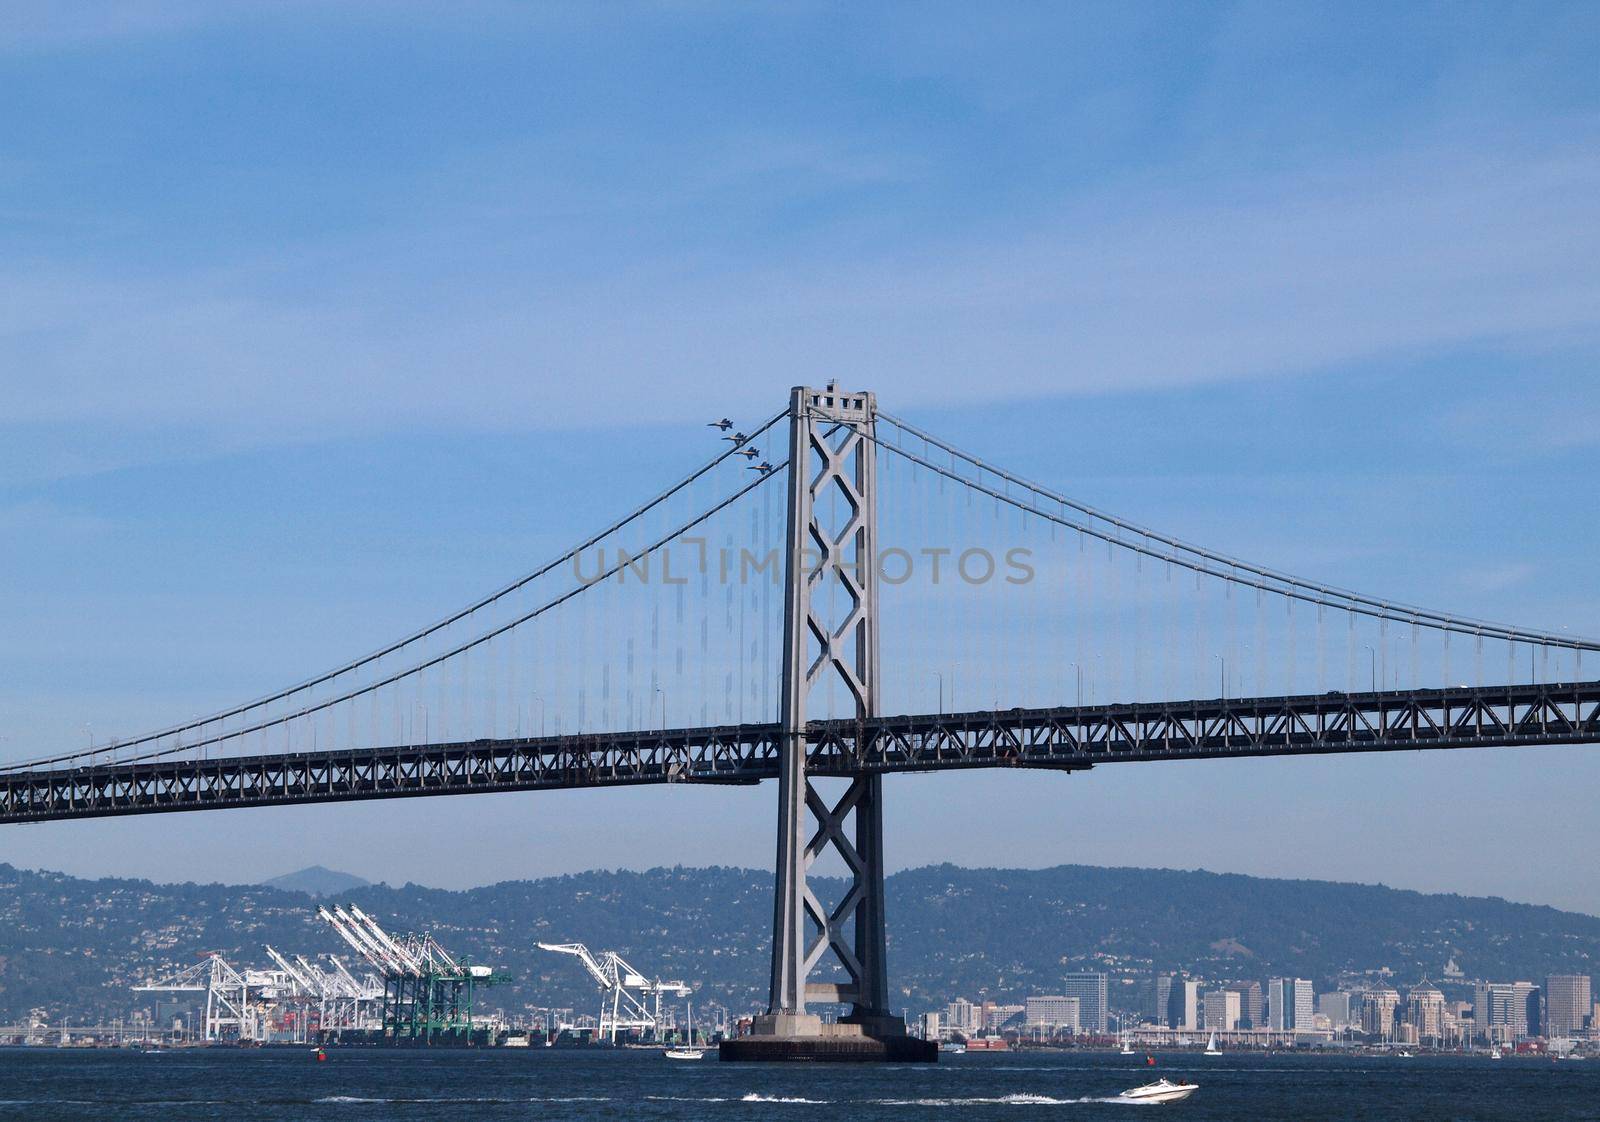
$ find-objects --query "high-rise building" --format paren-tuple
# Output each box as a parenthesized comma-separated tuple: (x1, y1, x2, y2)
(1153, 975, 1174, 1026)
(945, 997, 979, 1034)
(1405, 983, 1446, 1043)
(1545, 976, 1593, 1039)
(1024, 995, 1081, 1032)
(1061, 973, 1109, 1034)
(1226, 981, 1263, 1029)
(1475, 982, 1541, 1042)
(1267, 978, 1315, 1030)
(1524, 983, 1543, 1038)
(1204, 989, 1241, 1032)
(1361, 988, 1401, 1039)
(1169, 980, 1201, 1031)
(1317, 991, 1354, 1029)
(1294, 980, 1314, 1030)
(981, 1002, 1025, 1032)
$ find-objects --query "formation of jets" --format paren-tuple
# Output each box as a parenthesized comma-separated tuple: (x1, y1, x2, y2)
(709, 417, 772, 472)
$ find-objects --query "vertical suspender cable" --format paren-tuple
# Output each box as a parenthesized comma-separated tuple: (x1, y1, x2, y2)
(1286, 595, 1295, 696)
(1133, 545, 1144, 702)
(1409, 618, 1418, 692)
(1316, 602, 1326, 693)
(1255, 586, 1266, 696)
(1106, 540, 1119, 704)
(1347, 609, 1357, 694)
(1378, 617, 1387, 695)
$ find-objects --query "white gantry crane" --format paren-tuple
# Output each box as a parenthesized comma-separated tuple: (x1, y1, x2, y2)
(132, 953, 262, 1042)
(129, 910, 414, 1044)
(263, 946, 384, 1039)
(537, 942, 690, 1043)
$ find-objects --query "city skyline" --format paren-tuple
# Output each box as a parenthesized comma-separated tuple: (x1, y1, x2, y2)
(934, 969, 1598, 1048)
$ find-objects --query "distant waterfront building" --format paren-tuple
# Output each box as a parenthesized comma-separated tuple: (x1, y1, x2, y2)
(1317, 991, 1354, 1029)
(1204, 989, 1241, 1032)
(1153, 975, 1174, 1025)
(1294, 980, 1315, 1030)
(982, 1002, 1025, 1032)
(1475, 982, 1541, 1042)
(1226, 981, 1263, 1029)
(1518, 982, 1541, 1038)
(1061, 973, 1109, 1034)
(1361, 988, 1401, 1039)
(1267, 978, 1314, 1030)
(1544, 976, 1593, 1039)
(1165, 979, 1201, 1031)
(945, 997, 979, 1034)
(1405, 983, 1446, 1044)
(1024, 995, 1081, 1032)
(920, 1011, 942, 1040)
(1172, 980, 1201, 1031)
(1442, 1001, 1473, 1047)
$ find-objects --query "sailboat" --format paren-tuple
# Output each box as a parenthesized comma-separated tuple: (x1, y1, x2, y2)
(664, 1001, 706, 1061)
(1204, 1031, 1222, 1056)
(1120, 1030, 1136, 1056)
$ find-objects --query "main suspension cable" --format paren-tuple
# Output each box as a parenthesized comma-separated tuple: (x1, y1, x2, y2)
(25, 460, 790, 772)
(3, 413, 785, 773)
(873, 413, 1600, 653)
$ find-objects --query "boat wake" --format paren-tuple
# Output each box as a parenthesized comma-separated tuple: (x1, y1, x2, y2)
(875, 1092, 1141, 1106)
(313, 1094, 612, 1105)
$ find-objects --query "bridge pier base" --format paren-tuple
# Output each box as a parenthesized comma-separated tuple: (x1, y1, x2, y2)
(719, 1022, 937, 1063)
(722, 1010, 936, 1063)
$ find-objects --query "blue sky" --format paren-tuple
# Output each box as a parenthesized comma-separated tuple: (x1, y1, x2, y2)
(2, 3, 1599, 913)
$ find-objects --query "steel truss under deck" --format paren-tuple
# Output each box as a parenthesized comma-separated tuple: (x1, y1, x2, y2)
(4, 679, 1597, 825)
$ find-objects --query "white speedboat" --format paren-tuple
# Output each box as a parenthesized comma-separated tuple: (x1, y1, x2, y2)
(942, 1041, 967, 1055)
(1119, 1079, 1199, 1104)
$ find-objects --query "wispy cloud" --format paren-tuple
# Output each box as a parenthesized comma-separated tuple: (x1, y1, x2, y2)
(0, 498, 110, 539)
(5, 1, 262, 50)
(1456, 562, 1539, 595)
(2, 130, 1596, 443)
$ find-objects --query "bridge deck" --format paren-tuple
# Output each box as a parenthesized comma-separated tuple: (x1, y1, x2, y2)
(3, 681, 1597, 824)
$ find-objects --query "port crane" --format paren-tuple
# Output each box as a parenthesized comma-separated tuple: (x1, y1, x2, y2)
(132, 953, 261, 1042)
(537, 942, 689, 1043)
(318, 904, 497, 1043)
(263, 945, 384, 1039)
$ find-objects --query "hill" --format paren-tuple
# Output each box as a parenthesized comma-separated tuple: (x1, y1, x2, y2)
(259, 866, 372, 896)
(0, 862, 1595, 1024)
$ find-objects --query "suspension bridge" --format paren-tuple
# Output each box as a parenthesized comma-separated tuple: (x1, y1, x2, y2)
(3, 383, 1596, 1060)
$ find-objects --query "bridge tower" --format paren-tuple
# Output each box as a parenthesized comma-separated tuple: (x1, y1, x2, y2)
(722, 384, 936, 1062)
